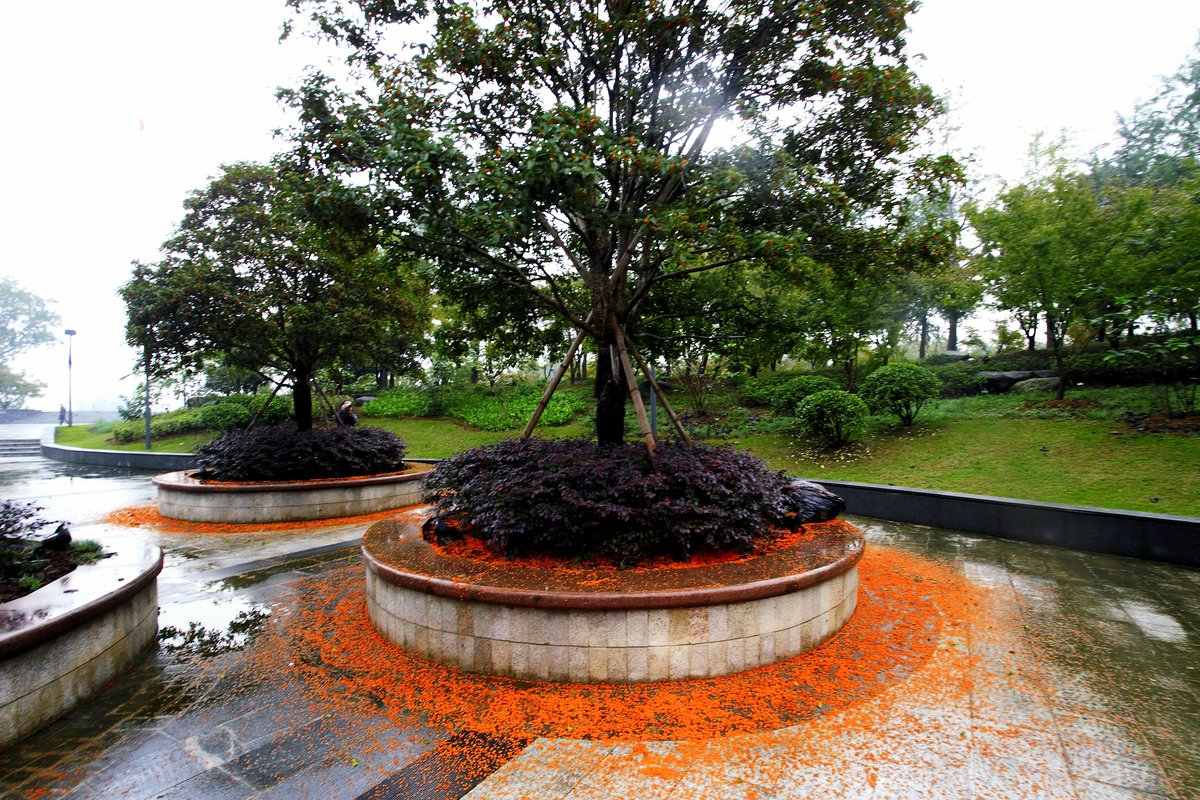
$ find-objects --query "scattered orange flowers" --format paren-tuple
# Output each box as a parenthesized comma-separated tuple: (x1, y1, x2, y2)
(249, 544, 980, 742)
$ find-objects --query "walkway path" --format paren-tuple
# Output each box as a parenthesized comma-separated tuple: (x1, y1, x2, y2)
(1, 459, 1197, 799)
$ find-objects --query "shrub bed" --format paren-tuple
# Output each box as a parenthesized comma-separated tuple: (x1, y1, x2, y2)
(422, 438, 802, 564)
(194, 424, 409, 481)
(741, 372, 806, 406)
(110, 394, 293, 442)
(770, 375, 840, 416)
(364, 383, 585, 431)
(928, 363, 988, 397)
(1, 500, 106, 603)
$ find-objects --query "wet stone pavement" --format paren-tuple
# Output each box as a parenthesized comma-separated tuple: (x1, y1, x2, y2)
(1, 457, 1198, 799)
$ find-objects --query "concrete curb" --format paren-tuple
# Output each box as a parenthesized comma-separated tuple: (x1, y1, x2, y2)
(41, 442, 197, 471)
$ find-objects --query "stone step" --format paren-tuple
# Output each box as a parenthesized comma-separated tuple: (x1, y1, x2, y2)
(0, 439, 42, 457)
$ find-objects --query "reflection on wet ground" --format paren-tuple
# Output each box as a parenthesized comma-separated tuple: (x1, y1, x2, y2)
(0, 462, 1197, 799)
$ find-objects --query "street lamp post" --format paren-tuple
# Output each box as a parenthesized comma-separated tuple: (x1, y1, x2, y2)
(64, 329, 76, 426)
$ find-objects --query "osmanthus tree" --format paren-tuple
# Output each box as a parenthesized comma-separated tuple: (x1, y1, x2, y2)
(121, 160, 430, 431)
(281, 0, 952, 446)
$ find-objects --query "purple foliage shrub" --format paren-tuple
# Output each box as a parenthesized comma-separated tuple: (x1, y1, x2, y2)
(195, 424, 407, 481)
(422, 437, 801, 564)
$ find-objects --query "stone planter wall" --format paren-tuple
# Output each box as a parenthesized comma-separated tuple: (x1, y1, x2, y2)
(363, 518, 863, 683)
(0, 538, 162, 749)
(153, 462, 434, 523)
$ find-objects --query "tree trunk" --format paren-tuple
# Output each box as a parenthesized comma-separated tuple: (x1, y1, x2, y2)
(1051, 343, 1068, 400)
(293, 366, 314, 431)
(1045, 315, 1058, 351)
(918, 315, 929, 359)
(946, 310, 960, 351)
(593, 334, 627, 445)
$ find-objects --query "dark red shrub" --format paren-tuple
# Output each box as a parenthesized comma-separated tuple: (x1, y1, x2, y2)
(422, 438, 802, 564)
(195, 424, 408, 481)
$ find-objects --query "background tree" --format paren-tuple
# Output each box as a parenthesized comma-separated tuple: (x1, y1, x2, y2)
(0, 277, 59, 409)
(967, 141, 1152, 398)
(123, 160, 430, 431)
(284, 0, 949, 445)
(0, 364, 45, 410)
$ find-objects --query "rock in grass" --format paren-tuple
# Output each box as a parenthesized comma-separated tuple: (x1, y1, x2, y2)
(782, 480, 845, 529)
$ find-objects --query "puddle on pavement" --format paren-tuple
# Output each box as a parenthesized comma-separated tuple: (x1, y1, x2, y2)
(157, 594, 272, 658)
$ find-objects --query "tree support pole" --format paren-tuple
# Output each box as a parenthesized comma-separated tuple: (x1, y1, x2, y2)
(247, 373, 290, 429)
(312, 379, 339, 425)
(624, 335, 694, 447)
(611, 317, 657, 460)
(521, 312, 594, 440)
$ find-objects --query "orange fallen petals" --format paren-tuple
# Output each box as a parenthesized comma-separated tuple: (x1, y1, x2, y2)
(433, 522, 848, 571)
(248, 544, 980, 742)
(103, 503, 429, 535)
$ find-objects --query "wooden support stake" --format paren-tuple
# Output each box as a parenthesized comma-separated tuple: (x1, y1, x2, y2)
(520, 312, 594, 440)
(611, 318, 656, 460)
(246, 373, 290, 429)
(313, 379, 339, 425)
(625, 336, 694, 447)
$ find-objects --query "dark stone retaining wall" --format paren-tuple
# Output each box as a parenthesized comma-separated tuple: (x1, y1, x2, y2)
(41, 443, 197, 471)
(817, 480, 1200, 569)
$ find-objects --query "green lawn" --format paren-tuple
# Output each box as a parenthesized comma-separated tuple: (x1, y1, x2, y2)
(735, 417, 1200, 516)
(53, 386, 1200, 516)
(53, 425, 213, 454)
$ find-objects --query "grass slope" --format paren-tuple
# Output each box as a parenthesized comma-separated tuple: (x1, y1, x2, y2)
(738, 417, 1199, 516)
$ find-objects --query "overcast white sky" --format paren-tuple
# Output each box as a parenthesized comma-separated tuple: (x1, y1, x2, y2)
(1, 0, 1197, 412)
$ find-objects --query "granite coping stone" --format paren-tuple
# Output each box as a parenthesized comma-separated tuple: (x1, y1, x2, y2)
(362, 516, 863, 610)
(0, 534, 162, 659)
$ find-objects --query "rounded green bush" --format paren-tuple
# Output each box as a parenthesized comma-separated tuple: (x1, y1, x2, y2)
(795, 389, 869, 448)
(857, 363, 942, 426)
(770, 375, 840, 416)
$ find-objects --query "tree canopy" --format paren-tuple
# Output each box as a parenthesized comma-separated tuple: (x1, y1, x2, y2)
(122, 160, 430, 430)
(283, 0, 955, 444)
(0, 277, 59, 408)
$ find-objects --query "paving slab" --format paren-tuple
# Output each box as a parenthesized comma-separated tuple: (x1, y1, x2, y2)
(0, 461, 1198, 799)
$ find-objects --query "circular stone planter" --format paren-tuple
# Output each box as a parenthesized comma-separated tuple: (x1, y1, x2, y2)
(0, 535, 162, 749)
(153, 462, 434, 523)
(363, 517, 864, 683)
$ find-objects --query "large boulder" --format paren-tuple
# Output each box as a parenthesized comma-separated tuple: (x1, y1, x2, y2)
(1011, 377, 1061, 393)
(782, 480, 845, 530)
(979, 369, 1061, 392)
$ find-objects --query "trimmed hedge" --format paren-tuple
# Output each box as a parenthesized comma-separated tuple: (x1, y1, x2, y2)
(422, 438, 802, 564)
(195, 424, 408, 481)
(360, 388, 436, 418)
(111, 407, 206, 443)
(363, 383, 585, 431)
(110, 394, 293, 442)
